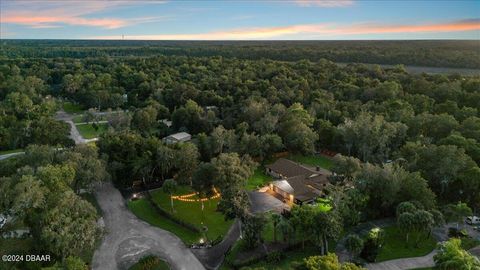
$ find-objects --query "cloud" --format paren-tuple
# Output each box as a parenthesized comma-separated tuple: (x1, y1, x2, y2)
(293, 0, 355, 7)
(1, 1, 168, 29)
(91, 19, 480, 40)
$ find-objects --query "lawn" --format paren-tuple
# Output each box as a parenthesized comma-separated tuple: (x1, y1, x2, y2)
(129, 255, 170, 270)
(0, 238, 34, 256)
(221, 242, 323, 270)
(128, 198, 199, 244)
(76, 123, 108, 139)
(376, 226, 436, 262)
(246, 168, 272, 191)
(288, 154, 334, 170)
(63, 102, 84, 114)
(150, 186, 233, 242)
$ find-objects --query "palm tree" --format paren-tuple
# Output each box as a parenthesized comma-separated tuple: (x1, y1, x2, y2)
(271, 213, 282, 243)
(162, 179, 177, 213)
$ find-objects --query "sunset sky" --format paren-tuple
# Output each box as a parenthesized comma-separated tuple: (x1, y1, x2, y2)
(1, 0, 479, 40)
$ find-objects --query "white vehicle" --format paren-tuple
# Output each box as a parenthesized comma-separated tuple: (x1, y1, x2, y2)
(466, 216, 480, 225)
(0, 214, 7, 229)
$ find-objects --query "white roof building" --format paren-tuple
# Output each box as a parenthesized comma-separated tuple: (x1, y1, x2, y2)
(163, 132, 191, 144)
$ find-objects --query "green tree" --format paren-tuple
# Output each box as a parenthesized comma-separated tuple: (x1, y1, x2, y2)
(39, 191, 98, 258)
(434, 238, 480, 270)
(344, 234, 364, 260)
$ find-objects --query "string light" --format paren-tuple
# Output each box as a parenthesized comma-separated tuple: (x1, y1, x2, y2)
(171, 188, 220, 202)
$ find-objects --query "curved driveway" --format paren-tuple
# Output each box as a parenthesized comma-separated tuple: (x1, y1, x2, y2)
(92, 181, 205, 270)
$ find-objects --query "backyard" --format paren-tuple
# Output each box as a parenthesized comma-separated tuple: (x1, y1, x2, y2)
(288, 154, 334, 170)
(246, 168, 272, 191)
(75, 123, 109, 139)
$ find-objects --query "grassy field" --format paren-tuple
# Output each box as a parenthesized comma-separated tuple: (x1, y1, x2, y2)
(288, 154, 334, 170)
(128, 198, 200, 244)
(63, 102, 84, 114)
(129, 256, 170, 270)
(246, 168, 272, 191)
(377, 226, 436, 262)
(76, 123, 108, 139)
(150, 186, 233, 242)
(0, 149, 23, 155)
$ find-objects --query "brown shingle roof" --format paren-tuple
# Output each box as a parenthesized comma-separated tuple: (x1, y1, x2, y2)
(265, 158, 317, 178)
(268, 158, 332, 202)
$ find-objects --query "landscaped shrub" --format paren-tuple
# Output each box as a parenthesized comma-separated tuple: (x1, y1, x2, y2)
(360, 228, 385, 262)
(265, 251, 285, 263)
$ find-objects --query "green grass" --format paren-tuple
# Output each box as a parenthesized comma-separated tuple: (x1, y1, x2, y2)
(75, 123, 108, 139)
(150, 186, 233, 242)
(408, 268, 434, 270)
(63, 102, 84, 114)
(129, 256, 170, 270)
(128, 198, 200, 244)
(0, 149, 23, 155)
(288, 154, 334, 170)
(246, 168, 272, 191)
(460, 237, 480, 250)
(222, 244, 322, 270)
(376, 226, 436, 262)
(0, 238, 34, 255)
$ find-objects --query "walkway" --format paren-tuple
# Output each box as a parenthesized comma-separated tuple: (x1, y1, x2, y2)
(92, 181, 205, 270)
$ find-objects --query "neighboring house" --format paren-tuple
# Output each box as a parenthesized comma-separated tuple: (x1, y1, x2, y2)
(265, 158, 331, 205)
(163, 132, 191, 144)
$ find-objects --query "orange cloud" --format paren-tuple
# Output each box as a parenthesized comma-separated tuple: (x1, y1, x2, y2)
(3, 15, 130, 29)
(92, 19, 480, 40)
(1, 1, 167, 29)
(293, 0, 355, 7)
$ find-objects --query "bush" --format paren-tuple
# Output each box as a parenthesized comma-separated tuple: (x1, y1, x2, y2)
(265, 251, 285, 263)
(137, 255, 160, 270)
(448, 227, 468, 238)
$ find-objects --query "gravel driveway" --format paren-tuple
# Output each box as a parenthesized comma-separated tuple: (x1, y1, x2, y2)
(92, 181, 205, 270)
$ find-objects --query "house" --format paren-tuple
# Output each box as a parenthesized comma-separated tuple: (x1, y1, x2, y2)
(163, 132, 191, 144)
(265, 158, 331, 205)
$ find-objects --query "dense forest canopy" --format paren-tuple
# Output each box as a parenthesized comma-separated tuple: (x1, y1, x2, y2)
(1, 40, 480, 69)
(1, 40, 480, 269)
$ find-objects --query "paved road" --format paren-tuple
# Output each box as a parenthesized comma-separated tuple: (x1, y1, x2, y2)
(192, 220, 240, 270)
(366, 250, 436, 270)
(92, 181, 205, 270)
(0, 151, 25, 161)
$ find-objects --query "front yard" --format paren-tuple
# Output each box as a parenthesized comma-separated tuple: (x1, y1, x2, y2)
(128, 198, 199, 244)
(376, 226, 436, 262)
(150, 186, 233, 242)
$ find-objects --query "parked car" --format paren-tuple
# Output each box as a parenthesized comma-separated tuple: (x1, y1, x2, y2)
(0, 214, 7, 229)
(466, 216, 480, 225)
(473, 226, 480, 232)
